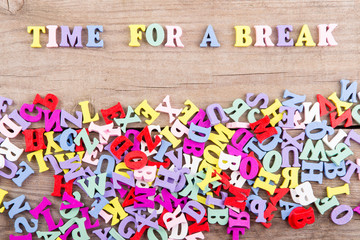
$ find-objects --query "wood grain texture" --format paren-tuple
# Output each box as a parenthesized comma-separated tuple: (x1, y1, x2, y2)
(0, 0, 360, 239)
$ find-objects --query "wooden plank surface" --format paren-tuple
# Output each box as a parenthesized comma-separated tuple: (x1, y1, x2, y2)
(0, 0, 360, 239)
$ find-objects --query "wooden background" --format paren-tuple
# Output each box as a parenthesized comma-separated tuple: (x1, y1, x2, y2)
(0, 0, 360, 239)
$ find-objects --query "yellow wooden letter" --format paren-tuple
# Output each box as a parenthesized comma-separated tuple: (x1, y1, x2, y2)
(178, 100, 199, 125)
(0, 188, 8, 213)
(129, 25, 146, 47)
(197, 166, 221, 191)
(208, 124, 235, 150)
(134, 100, 160, 125)
(203, 144, 222, 166)
(327, 183, 350, 198)
(160, 126, 181, 148)
(79, 101, 99, 124)
(295, 24, 316, 47)
(103, 197, 128, 226)
(261, 99, 283, 126)
(328, 92, 353, 116)
(253, 168, 280, 195)
(234, 26, 252, 47)
(280, 167, 299, 189)
(44, 131, 63, 155)
(27, 26, 45, 48)
(114, 162, 131, 177)
(27, 150, 48, 173)
(55, 152, 83, 173)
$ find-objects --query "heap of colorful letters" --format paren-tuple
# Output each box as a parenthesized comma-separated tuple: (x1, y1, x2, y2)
(1, 79, 360, 239)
